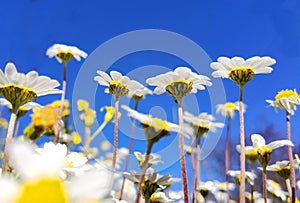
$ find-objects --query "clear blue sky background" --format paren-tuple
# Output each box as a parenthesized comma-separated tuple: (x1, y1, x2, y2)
(1, 0, 300, 192)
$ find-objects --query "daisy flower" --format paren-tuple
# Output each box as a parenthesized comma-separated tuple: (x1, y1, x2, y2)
(266, 179, 288, 201)
(7, 141, 113, 203)
(211, 56, 276, 202)
(146, 66, 211, 203)
(146, 66, 211, 102)
(149, 192, 173, 203)
(227, 170, 256, 186)
(266, 89, 300, 115)
(134, 151, 162, 168)
(0, 63, 61, 113)
(46, 43, 87, 63)
(0, 62, 61, 173)
(210, 56, 275, 87)
(94, 70, 144, 98)
(216, 101, 246, 119)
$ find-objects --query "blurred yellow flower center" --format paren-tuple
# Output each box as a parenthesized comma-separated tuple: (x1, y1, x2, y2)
(16, 179, 68, 203)
(271, 181, 279, 187)
(102, 106, 115, 122)
(77, 99, 89, 111)
(225, 102, 236, 109)
(57, 50, 74, 63)
(258, 145, 272, 155)
(52, 100, 70, 117)
(0, 84, 37, 112)
(228, 66, 254, 86)
(275, 89, 299, 100)
(109, 80, 129, 97)
(152, 118, 170, 131)
(32, 106, 59, 130)
(71, 132, 81, 145)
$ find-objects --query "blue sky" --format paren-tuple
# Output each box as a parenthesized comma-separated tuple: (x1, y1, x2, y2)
(1, 0, 300, 192)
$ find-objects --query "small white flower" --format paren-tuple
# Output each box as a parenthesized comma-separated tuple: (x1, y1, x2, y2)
(216, 101, 246, 119)
(227, 170, 256, 185)
(266, 89, 300, 115)
(46, 43, 88, 63)
(146, 66, 212, 95)
(134, 151, 162, 168)
(128, 86, 153, 99)
(210, 56, 275, 78)
(251, 133, 294, 152)
(94, 70, 144, 98)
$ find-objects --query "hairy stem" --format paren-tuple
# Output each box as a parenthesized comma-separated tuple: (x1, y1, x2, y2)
(119, 101, 139, 200)
(178, 104, 189, 203)
(239, 86, 245, 203)
(262, 168, 267, 203)
(2, 112, 17, 173)
(112, 97, 120, 171)
(135, 142, 154, 203)
(225, 116, 231, 202)
(56, 61, 67, 143)
(286, 112, 296, 203)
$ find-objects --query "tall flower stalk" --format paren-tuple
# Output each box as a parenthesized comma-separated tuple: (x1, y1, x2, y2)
(46, 44, 87, 143)
(266, 89, 300, 202)
(95, 71, 143, 170)
(146, 67, 211, 203)
(211, 56, 276, 202)
(121, 105, 190, 203)
(0, 63, 61, 173)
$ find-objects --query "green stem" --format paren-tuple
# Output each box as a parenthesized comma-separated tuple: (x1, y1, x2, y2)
(251, 163, 255, 203)
(225, 116, 231, 203)
(286, 112, 296, 203)
(89, 121, 108, 142)
(239, 85, 245, 203)
(112, 97, 119, 171)
(178, 104, 189, 203)
(56, 61, 67, 143)
(135, 141, 154, 203)
(119, 101, 139, 200)
(13, 118, 20, 138)
(2, 112, 17, 173)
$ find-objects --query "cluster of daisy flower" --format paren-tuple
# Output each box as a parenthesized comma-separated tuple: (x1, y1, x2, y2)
(0, 43, 299, 203)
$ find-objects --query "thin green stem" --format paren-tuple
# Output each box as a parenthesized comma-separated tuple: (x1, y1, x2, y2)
(178, 104, 189, 203)
(84, 126, 91, 156)
(239, 85, 245, 203)
(193, 137, 201, 203)
(135, 141, 154, 203)
(286, 112, 296, 203)
(251, 163, 255, 203)
(13, 118, 20, 138)
(56, 61, 67, 143)
(112, 97, 119, 171)
(225, 116, 231, 203)
(119, 101, 139, 200)
(89, 121, 108, 142)
(2, 112, 17, 173)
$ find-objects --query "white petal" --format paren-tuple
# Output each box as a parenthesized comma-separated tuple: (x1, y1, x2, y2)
(251, 134, 266, 149)
(110, 71, 123, 81)
(267, 140, 294, 150)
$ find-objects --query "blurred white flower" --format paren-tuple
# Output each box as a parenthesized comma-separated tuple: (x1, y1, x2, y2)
(266, 179, 288, 201)
(46, 43, 88, 63)
(216, 101, 246, 119)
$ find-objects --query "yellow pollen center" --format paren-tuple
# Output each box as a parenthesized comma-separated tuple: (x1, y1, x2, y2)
(108, 80, 129, 97)
(16, 179, 68, 203)
(225, 102, 236, 109)
(152, 118, 169, 131)
(228, 66, 255, 86)
(275, 89, 299, 100)
(57, 50, 74, 63)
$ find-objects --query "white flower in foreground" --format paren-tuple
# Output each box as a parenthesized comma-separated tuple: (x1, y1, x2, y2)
(216, 101, 246, 119)
(0, 176, 21, 203)
(266, 179, 288, 201)
(94, 70, 144, 98)
(46, 43, 88, 63)
(146, 67, 212, 99)
(0, 63, 61, 112)
(210, 56, 276, 86)
(266, 89, 300, 115)
(183, 111, 224, 138)
(122, 105, 193, 142)
(8, 141, 113, 202)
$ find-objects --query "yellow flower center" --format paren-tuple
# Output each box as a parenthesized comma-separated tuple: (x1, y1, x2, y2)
(271, 181, 279, 188)
(275, 89, 299, 100)
(165, 79, 193, 103)
(71, 132, 81, 145)
(0, 84, 37, 113)
(228, 66, 255, 87)
(245, 150, 258, 163)
(152, 118, 170, 131)
(16, 179, 68, 203)
(32, 106, 60, 130)
(225, 102, 236, 109)
(57, 50, 74, 63)
(77, 99, 89, 111)
(108, 80, 129, 97)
